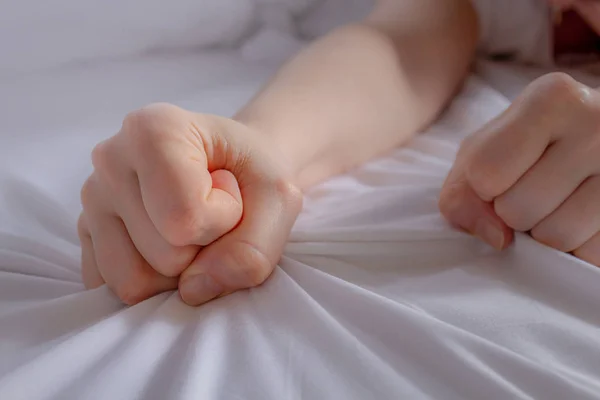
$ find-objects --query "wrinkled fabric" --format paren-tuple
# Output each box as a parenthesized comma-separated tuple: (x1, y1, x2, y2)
(1, 58, 600, 398)
(2, 1, 600, 398)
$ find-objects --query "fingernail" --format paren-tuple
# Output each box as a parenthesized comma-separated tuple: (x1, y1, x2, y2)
(180, 274, 223, 306)
(474, 218, 505, 250)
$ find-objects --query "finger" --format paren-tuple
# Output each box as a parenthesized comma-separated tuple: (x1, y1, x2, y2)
(465, 73, 589, 202)
(179, 171, 303, 306)
(125, 106, 243, 247)
(78, 214, 104, 289)
(439, 162, 513, 250)
(83, 176, 178, 305)
(137, 146, 243, 248)
(494, 140, 591, 231)
(118, 172, 199, 277)
(573, 231, 600, 266)
(90, 212, 178, 305)
(92, 138, 199, 277)
(531, 175, 600, 252)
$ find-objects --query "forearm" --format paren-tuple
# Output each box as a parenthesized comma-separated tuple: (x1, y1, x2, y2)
(234, 0, 478, 189)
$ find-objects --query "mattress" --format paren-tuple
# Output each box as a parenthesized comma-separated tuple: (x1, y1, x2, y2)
(2, 24, 600, 400)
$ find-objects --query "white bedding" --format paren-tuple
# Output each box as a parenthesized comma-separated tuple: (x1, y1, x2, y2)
(2, 2, 600, 399)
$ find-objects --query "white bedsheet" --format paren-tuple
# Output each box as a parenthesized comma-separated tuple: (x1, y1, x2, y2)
(1, 51, 600, 399)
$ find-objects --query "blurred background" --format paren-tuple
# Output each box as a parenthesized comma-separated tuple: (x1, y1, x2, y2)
(0, 0, 372, 136)
(0, 0, 370, 210)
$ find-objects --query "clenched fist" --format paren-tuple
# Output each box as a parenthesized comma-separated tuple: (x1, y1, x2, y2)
(78, 103, 302, 306)
(440, 73, 600, 265)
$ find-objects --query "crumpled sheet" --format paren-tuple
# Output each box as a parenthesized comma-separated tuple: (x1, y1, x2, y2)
(2, 0, 600, 397)
(1, 67, 600, 398)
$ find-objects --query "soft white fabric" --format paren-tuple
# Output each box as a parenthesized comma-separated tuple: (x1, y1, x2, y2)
(1, 51, 600, 398)
(0, 0, 559, 78)
(0, 0, 251, 77)
(2, 1, 600, 398)
(297, 0, 373, 37)
(0, 0, 358, 78)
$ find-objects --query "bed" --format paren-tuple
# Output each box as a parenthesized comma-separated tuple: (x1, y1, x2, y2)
(1, 1, 600, 399)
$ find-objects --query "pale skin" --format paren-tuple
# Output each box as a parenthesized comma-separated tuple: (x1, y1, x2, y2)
(79, 0, 600, 306)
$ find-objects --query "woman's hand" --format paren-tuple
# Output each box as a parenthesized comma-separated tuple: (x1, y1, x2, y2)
(78, 103, 302, 306)
(78, 0, 478, 306)
(439, 73, 600, 265)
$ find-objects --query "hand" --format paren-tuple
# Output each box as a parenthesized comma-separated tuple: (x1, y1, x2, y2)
(439, 73, 600, 265)
(78, 103, 302, 306)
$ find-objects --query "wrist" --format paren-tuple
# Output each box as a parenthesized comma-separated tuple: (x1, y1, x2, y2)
(233, 116, 312, 190)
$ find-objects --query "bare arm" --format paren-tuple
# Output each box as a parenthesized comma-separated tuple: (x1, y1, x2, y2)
(235, 0, 479, 189)
(79, 0, 480, 306)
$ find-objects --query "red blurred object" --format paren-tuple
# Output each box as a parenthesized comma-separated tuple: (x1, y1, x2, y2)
(554, 9, 600, 62)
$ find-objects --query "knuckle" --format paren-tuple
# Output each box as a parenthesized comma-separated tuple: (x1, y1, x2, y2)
(493, 197, 531, 232)
(122, 103, 182, 135)
(123, 105, 160, 130)
(526, 72, 595, 117)
(122, 105, 165, 140)
(158, 206, 206, 247)
(438, 186, 462, 223)
(122, 110, 154, 147)
(113, 282, 148, 306)
(111, 266, 152, 305)
(152, 248, 195, 277)
(80, 177, 96, 210)
(107, 254, 168, 305)
(121, 103, 190, 156)
(464, 158, 498, 201)
(90, 140, 110, 172)
(533, 72, 581, 102)
(122, 109, 144, 134)
(232, 240, 273, 287)
(438, 164, 469, 221)
(90, 140, 121, 189)
(273, 178, 303, 214)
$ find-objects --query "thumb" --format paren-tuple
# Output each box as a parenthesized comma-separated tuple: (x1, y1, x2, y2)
(439, 164, 513, 250)
(209, 169, 242, 206)
(178, 163, 303, 306)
